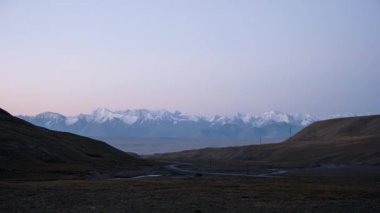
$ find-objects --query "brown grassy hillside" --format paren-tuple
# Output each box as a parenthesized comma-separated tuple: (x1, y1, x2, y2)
(288, 115, 380, 142)
(0, 108, 155, 180)
(149, 115, 380, 167)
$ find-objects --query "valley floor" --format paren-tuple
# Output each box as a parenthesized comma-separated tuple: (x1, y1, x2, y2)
(1, 172, 380, 213)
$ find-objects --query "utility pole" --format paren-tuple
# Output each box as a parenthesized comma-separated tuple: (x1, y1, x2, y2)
(259, 136, 262, 145)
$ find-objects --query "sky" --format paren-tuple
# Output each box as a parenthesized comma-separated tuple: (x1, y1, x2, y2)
(1, 0, 379, 117)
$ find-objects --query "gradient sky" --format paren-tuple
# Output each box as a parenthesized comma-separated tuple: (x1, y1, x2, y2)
(1, 0, 379, 116)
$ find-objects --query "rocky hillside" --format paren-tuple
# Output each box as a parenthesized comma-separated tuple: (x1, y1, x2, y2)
(287, 115, 380, 142)
(0, 108, 155, 180)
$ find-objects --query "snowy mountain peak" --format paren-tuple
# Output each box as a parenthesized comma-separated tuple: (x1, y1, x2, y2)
(17, 109, 369, 140)
(262, 110, 290, 123)
(30, 112, 66, 127)
(91, 108, 115, 123)
(36, 112, 65, 120)
(22, 109, 320, 128)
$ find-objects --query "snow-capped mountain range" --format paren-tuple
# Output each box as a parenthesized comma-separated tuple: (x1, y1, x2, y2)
(18, 108, 318, 140)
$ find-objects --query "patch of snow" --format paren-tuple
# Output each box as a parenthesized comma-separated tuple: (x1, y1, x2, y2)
(263, 110, 290, 123)
(121, 115, 139, 125)
(65, 117, 79, 125)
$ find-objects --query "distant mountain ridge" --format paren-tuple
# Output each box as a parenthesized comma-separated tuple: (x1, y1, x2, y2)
(19, 108, 317, 140)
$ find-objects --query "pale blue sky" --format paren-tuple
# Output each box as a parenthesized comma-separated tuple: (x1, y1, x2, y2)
(1, 0, 379, 116)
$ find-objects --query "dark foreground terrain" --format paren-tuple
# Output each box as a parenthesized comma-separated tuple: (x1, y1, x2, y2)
(1, 109, 380, 212)
(1, 172, 380, 213)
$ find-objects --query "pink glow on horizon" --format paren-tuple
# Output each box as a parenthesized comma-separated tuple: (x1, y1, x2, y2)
(1, 0, 380, 117)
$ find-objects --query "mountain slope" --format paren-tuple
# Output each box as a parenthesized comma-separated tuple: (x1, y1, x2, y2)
(149, 115, 380, 166)
(288, 115, 380, 142)
(19, 109, 315, 140)
(0, 108, 154, 180)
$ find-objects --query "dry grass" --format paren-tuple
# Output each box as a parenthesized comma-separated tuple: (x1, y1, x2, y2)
(1, 174, 380, 212)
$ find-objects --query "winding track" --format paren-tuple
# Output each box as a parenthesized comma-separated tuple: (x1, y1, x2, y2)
(108, 164, 288, 180)
(166, 164, 287, 178)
